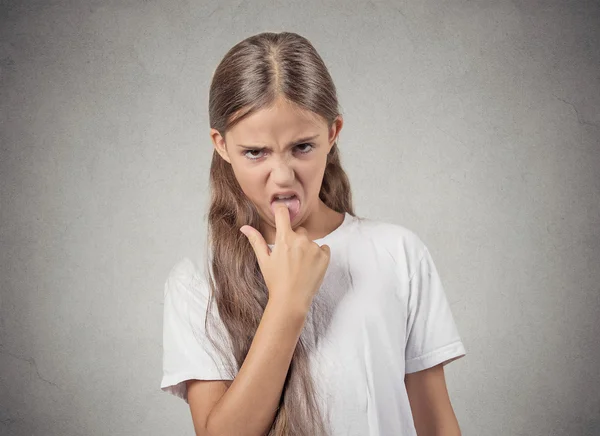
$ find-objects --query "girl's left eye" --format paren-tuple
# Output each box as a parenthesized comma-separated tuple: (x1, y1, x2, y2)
(243, 143, 314, 160)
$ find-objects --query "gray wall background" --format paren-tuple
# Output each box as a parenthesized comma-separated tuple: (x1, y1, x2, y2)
(1, 0, 599, 435)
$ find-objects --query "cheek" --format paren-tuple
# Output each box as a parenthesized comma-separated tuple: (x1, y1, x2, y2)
(302, 164, 327, 195)
(308, 160, 327, 181)
(232, 166, 264, 199)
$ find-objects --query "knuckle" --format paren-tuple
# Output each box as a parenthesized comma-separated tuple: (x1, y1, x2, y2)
(279, 239, 292, 250)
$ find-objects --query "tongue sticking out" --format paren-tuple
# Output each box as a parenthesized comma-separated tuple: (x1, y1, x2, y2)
(270, 196, 300, 220)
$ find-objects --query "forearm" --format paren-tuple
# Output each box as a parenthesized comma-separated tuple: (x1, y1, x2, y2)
(206, 301, 307, 436)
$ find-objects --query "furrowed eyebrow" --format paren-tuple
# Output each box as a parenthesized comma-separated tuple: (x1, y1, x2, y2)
(237, 134, 320, 150)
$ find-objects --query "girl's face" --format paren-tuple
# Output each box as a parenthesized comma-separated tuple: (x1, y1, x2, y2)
(211, 96, 343, 240)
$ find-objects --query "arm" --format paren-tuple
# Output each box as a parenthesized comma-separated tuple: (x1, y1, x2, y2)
(405, 363, 462, 436)
(195, 301, 308, 436)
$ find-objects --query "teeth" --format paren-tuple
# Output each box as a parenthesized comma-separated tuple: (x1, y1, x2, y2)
(275, 194, 295, 200)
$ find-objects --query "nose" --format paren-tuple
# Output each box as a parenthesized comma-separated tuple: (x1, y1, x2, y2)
(270, 156, 295, 183)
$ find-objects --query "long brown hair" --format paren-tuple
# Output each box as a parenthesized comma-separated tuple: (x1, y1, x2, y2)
(203, 31, 355, 436)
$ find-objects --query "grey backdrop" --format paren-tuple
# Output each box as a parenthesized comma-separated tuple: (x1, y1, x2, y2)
(1, 0, 599, 435)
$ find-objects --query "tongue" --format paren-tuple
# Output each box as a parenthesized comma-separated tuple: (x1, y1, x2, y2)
(270, 196, 300, 218)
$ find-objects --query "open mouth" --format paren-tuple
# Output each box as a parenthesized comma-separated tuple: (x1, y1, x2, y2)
(270, 194, 300, 218)
(271, 194, 297, 202)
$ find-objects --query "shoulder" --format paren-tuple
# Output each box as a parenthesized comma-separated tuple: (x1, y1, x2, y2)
(352, 214, 428, 262)
(166, 257, 200, 288)
(164, 257, 210, 303)
(347, 214, 432, 283)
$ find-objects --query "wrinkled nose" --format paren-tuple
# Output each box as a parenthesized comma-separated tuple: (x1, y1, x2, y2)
(270, 160, 295, 183)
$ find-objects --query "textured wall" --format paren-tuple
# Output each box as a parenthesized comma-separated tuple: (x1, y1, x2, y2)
(1, 0, 599, 435)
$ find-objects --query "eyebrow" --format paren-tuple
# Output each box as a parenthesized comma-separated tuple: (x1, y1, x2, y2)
(237, 134, 320, 150)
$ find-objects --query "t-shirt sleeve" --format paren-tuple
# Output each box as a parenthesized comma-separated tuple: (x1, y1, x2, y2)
(160, 257, 236, 403)
(404, 246, 466, 374)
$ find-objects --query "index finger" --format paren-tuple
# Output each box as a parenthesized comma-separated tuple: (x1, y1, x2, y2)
(273, 202, 292, 243)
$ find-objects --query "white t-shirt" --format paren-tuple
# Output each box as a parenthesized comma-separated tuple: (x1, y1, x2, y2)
(161, 211, 467, 435)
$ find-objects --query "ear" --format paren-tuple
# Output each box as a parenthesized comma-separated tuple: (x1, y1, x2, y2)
(210, 128, 231, 164)
(328, 115, 344, 151)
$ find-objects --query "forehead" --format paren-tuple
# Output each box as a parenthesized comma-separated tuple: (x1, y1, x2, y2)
(227, 100, 326, 145)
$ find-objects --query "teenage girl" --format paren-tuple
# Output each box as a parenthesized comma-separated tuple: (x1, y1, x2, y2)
(161, 31, 466, 436)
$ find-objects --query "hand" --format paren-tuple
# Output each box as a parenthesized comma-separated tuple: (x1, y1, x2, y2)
(239, 203, 331, 314)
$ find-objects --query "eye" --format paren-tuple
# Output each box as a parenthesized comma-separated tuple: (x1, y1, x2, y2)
(296, 143, 314, 154)
(243, 149, 265, 160)
(243, 143, 315, 161)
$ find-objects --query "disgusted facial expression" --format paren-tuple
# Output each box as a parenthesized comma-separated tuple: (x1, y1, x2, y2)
(210, 96, 343, 240)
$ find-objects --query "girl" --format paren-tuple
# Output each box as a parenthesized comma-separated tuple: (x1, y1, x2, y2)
(161, 31, 466, 436)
